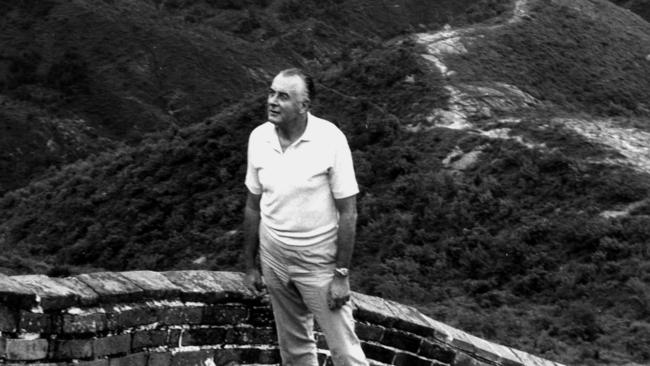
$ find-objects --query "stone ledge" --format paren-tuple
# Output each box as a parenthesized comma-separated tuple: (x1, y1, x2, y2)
(76, 272, 145, 304)
(0, 273, 38, 309)
(0, 270, 564, 366)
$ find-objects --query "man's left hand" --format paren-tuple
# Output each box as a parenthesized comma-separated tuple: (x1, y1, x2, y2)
(327, 275, 351, 310)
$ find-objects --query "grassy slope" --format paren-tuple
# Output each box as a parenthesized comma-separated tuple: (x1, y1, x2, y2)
(0, 0, 499, 268)
(446, 0, 650, 117)
(425, 1, 650, 363)
(0, 0, 508, 194)
(0, 0, 283, 192)
(1, 0, 650, 364)
(610, 0, 650, 21)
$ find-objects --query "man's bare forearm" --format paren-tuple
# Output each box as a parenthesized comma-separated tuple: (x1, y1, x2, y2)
(335, 210, 357, 268)
(243, 192, 262, 271)
(334, 195, 358, 268)
(243, 207, 260, 270)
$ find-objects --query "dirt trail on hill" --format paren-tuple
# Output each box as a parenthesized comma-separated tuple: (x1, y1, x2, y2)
(411, 0, 650, 178)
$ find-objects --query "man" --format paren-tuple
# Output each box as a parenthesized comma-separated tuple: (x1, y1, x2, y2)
(242, 68, 369, 366)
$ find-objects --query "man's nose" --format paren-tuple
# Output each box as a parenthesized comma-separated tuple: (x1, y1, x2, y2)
(268, 94, 278, 105)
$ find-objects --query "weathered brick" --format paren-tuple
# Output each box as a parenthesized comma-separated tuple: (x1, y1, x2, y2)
(10, 275, 79, 310)
(393, 352, 433, 366)
(106, 304, 157, 330)
(94, 334, 131, 357)
(0, 337, 48, 361)
(0, 274, 38, 309)
(381, 329, 422, 353)
(19, 311, 53, 333)
(168, 328, 182, 346)
(240, 347, 281, 364)
(232, 325, 274, 344)
(58, 276, 100, 306)
(423, 317, 459, 343)
(4, 363, 64, 366)
(450, 331, 478, 355)
(249, 305, 274, 326)
(355, 322, 384, 342)
(254, 326, 277, 344)
(350, 292, 396, 328)
(508, 348, 555, 366)
(132, 329, 173, 350)
(213, 349, 243, 366)
(170, 349, 214, 366)
(75, 272, 144, 304)
(361, 342, 395, 364)
(209, 271, 255, 301)
(383, 298, 438, 338)
(148, 351, 171, 366)
(156, 303, 203, 326)
(51, 338, 93, 359)
(109, 352, 148, 366)
(202, 304, 248, 325)
(58, 311, 107, 334)
(75, 359, 109, 366)
(162, 271, 228, 303)
(0, 305, 17, 332)
(453, 352, 493, 366)
(459, 333, 523, 366)
(120, 271, 182, 300)
(419, 339, 456, 364)
(181, 327, 230, 346)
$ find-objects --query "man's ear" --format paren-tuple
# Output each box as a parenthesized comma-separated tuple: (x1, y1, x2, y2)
(300, 99, 311, 113)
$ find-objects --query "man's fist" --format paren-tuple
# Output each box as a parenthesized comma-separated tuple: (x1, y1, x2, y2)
(327, 276, 351, 310)
(244, 268, 266, 297)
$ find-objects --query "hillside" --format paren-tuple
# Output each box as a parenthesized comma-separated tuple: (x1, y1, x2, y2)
(1, 0, 650, 365)
(0, 0, 507, 193)
(611, 0, 650, 21)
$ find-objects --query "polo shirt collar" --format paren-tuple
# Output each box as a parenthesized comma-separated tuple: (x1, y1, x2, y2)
(264, 113, 315, 147)
(299, 113, 316, 142)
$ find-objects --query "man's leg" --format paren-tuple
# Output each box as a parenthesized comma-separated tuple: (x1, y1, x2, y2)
(259, 227, 319, 366)
(292, 272, 369, 366)
(261, 263, 319, 366)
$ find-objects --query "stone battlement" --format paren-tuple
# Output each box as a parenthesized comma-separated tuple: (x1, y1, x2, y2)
(0, 270, 563, 366)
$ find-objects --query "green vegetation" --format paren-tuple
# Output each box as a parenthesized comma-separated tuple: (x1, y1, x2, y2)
(0, 0, 510, 194)
(447, 1, 650, 117)
(1, 0, 650, 365)
(610, 0, 650, 21)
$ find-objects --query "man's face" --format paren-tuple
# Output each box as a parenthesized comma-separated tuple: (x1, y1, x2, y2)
(267, 73, 308, 127)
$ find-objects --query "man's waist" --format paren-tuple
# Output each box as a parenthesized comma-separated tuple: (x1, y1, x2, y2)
(260, 220, 337, 247)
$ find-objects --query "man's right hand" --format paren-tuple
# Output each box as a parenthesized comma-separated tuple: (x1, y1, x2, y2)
(244, 268, 266, 297)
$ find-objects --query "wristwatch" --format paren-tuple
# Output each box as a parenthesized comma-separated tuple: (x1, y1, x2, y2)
(334, 268, 349, 277)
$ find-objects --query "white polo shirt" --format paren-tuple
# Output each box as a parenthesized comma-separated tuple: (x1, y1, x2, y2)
(245, 113, 359, 247)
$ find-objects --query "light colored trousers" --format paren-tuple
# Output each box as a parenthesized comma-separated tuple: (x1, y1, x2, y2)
(259, 224, 369, 366)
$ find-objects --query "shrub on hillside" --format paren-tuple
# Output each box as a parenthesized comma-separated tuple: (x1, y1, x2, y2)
(447, 1, 650, 117)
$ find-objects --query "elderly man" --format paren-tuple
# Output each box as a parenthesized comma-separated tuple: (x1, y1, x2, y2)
(242, 68, 368, 366)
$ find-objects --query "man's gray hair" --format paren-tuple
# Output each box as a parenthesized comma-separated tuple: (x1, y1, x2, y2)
(279, 68, 316, 102)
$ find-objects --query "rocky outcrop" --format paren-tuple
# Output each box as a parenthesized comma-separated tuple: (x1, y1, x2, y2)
(0, 270, 562, 366)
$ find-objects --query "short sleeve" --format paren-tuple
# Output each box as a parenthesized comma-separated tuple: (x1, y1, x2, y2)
(329, 133, 359, 199)
(245, 133, 262, 195)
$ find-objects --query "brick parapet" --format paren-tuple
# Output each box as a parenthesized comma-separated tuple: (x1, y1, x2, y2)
(0, 270, 563, 366)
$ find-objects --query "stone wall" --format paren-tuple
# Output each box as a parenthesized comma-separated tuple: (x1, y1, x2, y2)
(0, 270, 563, 366)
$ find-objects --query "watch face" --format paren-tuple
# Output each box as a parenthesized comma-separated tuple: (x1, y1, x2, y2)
(335, 268, 349, 277)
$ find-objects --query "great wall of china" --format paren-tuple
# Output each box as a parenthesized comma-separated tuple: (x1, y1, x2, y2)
(0, 270, 563, 366)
